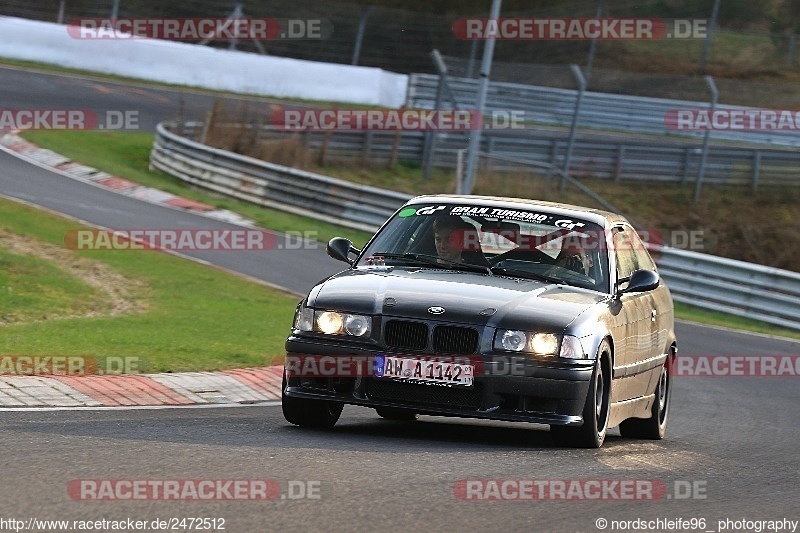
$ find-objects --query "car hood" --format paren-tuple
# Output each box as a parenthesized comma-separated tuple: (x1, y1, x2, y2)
(308, 267, 607, 331)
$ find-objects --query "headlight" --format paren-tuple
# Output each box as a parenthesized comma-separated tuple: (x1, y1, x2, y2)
(529, 333, 559, 355)
(559, 335, 586, 359)
(494, 330, 561, 356)
(293, 306, 314, 332)
(344, 314, 370, 336)
(498, 329, 527, 351)
(314, 310, 371, 337)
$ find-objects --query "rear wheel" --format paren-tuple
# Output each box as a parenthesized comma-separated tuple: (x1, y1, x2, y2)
(375, 407, 419, 421)
(281, 376, 343, 429)
(550, 340, 611, 448)
(619, 350, 672, 439)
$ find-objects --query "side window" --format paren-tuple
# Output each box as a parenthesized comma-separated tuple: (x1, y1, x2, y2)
(612, 228, 637, 280)
(630, 229, 656, 271)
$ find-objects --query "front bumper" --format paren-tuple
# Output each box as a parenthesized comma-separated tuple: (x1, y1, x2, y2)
(284, 335, 596, 426)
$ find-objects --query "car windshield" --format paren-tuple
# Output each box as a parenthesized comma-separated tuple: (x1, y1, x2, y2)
(359, 203, 610, 292)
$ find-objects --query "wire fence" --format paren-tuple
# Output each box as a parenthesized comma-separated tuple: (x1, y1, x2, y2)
(5, 0, 800, 87)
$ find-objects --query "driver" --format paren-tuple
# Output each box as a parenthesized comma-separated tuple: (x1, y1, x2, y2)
(432, 216, 483, 264)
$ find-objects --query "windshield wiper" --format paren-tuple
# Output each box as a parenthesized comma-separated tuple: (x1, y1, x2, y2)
(489, 266, 563, 285)
(373, 252, 493, 276)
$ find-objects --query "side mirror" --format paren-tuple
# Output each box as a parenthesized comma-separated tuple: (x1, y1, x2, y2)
(619, 269, 660, 294)
(327, 237, 359, 266)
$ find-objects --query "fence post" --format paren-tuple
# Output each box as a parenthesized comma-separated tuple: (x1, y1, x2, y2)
(700, 0, 720, 73)
(351, 6, 374, 66)
(694, 75, 717, 202)
(752, 150, 762, 191)
(423, 50, 448, 180)
(560, 65, 586, 192)
(461, 0, 501, 194)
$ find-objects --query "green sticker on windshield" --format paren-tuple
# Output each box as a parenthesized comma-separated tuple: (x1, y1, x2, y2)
(398, 208, 417, 217)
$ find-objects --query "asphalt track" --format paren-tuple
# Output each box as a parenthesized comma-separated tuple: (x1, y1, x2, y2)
(1, 65, 799, 532)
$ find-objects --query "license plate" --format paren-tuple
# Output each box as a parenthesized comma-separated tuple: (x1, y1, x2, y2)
(374, 355, 474, 388)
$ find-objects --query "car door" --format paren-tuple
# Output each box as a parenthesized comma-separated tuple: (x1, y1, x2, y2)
(612, 226, 653, 400)
(630, 229, 672, 392)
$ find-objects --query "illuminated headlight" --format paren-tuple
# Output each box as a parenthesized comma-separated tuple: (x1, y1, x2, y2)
(529, 333, 559, 355)
(494, 330, 561, 356)
(314, 311, 371, 337)
(293, 306, 314, 332)
(559, 335, 586, 359)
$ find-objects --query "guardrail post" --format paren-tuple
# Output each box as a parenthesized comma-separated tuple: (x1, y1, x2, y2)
(681, 149, 692, 186)
(362, 130, 374, 163)
(614, 145, 625, 182)
(318, 130, 332, 165)
(388, 130, 401, 168)
(455, 149, 466, 193)
(752, 150, 762, 191)
(544, 140, 559, 197)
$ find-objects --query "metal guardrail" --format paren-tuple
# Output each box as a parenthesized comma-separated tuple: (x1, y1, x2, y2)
(150, 121, 800, 331)
(407, 73, 800, 148)
(247, 127, 800, 188)
(654, 247, 800, 331)
(150, 121, 409, 232)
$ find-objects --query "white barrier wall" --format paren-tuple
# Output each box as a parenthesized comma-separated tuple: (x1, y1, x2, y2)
(0, 17, 408, 108)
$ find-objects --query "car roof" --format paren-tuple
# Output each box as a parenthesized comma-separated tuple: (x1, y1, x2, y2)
(405, 195, 628, 228)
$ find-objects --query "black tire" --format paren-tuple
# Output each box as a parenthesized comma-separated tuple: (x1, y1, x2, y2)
(281, 376, 343, 429)
(550, 340, 612, 448)
(619, 351, 672, 440)
(375, 407, 419, 421)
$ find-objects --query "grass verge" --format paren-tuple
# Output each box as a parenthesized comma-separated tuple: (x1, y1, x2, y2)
(0, 197, 299, 372)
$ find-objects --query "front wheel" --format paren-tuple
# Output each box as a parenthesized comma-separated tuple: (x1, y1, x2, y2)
(281, 376, 343, 429)
(619, 352, 672, 440)
(550, 340, 612, 448)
